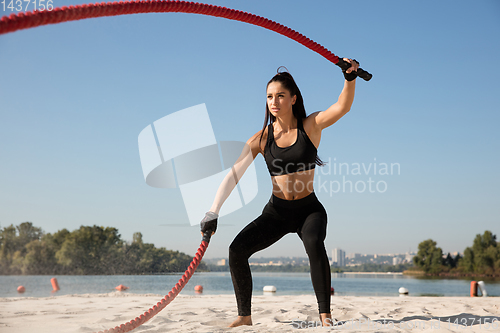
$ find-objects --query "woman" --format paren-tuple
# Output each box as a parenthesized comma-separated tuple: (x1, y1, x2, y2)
(200, 59, 359, 327)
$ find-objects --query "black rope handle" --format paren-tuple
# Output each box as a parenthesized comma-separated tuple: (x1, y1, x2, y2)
(336, 58, 372, 81)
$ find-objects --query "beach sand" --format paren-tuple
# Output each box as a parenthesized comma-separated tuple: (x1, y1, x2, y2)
(1, 293, 499, 332)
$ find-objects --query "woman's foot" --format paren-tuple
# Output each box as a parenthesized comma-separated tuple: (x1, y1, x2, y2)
(320, 313, 334, 327)
(228, 315, 252, 327)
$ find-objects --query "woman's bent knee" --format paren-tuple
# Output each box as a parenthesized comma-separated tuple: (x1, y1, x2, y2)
(229, 240, 251, 265)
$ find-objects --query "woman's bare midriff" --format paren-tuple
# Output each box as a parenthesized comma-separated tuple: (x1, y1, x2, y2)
(271, 169, 315, 200)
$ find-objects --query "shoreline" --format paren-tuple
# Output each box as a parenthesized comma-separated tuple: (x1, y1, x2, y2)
(341, 272, 404, 275)
(1, 294, 499, 332)
(0, 271, 408, 275)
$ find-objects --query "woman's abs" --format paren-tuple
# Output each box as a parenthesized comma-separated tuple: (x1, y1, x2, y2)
(271, 169, 315, 200)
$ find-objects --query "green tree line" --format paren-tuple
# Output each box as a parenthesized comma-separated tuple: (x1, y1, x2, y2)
(413, 231, 500, 275)
(0, 222, 207, 275)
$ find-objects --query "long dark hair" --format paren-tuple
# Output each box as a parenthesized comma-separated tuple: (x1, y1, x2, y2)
(259, 68, 324, 166)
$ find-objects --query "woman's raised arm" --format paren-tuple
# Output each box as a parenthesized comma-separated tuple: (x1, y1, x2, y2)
(310, 58, 359, 130)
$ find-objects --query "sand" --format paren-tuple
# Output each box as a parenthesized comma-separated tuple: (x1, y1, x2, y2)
(1, 293, 499, 332)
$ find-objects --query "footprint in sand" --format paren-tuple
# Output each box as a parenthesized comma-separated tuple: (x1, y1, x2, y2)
(387, 307, 402, 318)
(259, 309, 273, 315)
(200, 320, 227, 326)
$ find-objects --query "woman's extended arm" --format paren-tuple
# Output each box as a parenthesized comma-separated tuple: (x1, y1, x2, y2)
(209, 131, 262, 214)
(201, 131, 263, 237)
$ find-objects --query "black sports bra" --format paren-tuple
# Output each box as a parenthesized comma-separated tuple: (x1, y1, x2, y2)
(264, 118, 317, 176)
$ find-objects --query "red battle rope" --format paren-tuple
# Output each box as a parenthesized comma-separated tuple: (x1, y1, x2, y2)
(0, 0, 372, 80)
(96, 239, 209, 333)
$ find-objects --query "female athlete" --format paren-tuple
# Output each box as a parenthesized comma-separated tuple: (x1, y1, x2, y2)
(201, 59, 359, 327)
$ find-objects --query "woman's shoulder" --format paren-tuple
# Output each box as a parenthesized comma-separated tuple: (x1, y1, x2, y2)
(247, 126, 269, 154)
(303, 112, 322, 130)
(302, 113, 322, 147)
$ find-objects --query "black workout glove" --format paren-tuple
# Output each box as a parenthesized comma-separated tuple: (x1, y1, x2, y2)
(339, 58, 359, 81)
(200, 211, 218, 237)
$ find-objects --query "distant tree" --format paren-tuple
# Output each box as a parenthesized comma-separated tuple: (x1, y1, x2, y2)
(1, 223, 207, 275)
(472, 231, 497, 273)
(121, 233, 156, 274)
(21, 229, 71, 274)
(454, 252, 462, 267)
(132, 232, 143, 244)
(120, 232, 208, 274)
(22, 239, 57, 274)
(51, 228, 71, 248)
(444, 253, 457, 269)
(0, 222, 44, 274)
(16, 222, 43, 248)
(55, 225, 122, 274)
(459, 247, 474, 273)
(0, 225, 19, 274)
(413, 239, 444, 274)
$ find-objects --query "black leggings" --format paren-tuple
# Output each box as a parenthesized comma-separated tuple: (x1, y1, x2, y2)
(229, 192, 330, 316)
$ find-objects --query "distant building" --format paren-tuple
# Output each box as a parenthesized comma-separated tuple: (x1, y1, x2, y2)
(405, 252, 415, 263)
(393, 257, 402, 265)
(346, 253, 361, 260)
(249, 261, 283, 266)
(332, 248, 345, 267)
(216, 259, 226, 266)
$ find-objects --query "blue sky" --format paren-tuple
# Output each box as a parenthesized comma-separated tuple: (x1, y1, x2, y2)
(1, 0, 499, 259)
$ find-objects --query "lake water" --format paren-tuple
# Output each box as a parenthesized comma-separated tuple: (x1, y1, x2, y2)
(1, 272, 499, 298)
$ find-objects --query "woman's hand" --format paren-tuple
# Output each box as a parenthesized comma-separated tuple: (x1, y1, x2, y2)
(200, 211, 218, 238)
(342, 58, 359, 81)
